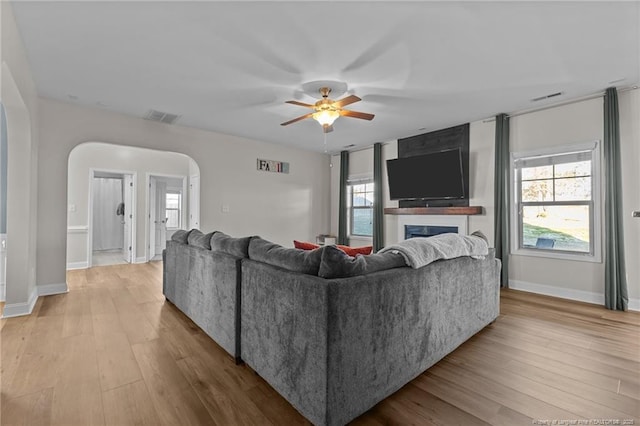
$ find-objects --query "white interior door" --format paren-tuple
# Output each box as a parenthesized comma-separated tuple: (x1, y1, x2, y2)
(149, 178, 156, 259)
(189, 175, 200, 229)
(155, 181, 167, 254)
(122, 175, 133, 263)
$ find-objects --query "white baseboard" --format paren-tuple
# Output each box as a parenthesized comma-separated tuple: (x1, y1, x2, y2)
(1, 282, 69, 318)
(38, 282, 68, 297)
(509, 279, 640, 312)
(67, 261, 88, 270)
(0, 283, 5, 302)
(2, 287, 38, 318)
(135, 256, 147, 264)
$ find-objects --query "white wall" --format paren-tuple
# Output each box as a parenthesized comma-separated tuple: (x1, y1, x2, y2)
(37, 97, 331, 290)
(1, 2, 40, 313)
(330, 95, 639, 308)
(507, 94, 639, 308)
(66, 142, 193, 267)
(468, 120, 495, 244)
(508, 99, 605, 298)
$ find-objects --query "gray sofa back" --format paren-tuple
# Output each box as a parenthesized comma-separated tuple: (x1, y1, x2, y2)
(240, 252, 500, 426)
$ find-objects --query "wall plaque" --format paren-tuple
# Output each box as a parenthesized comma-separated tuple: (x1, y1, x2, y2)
(257, 158, 289, 174)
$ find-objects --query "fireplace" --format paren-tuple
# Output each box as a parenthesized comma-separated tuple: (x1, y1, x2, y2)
(397, 214, 467, 242)
(405, 225, 458, 239)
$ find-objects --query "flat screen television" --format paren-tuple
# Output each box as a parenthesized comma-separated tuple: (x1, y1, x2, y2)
(386, 149, 465, 201)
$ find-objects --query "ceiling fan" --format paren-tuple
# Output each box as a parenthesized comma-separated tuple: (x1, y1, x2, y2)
(281, 87, 375, 133)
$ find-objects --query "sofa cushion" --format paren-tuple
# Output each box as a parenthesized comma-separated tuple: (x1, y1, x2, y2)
(336, 244, 373, 256)
(171, 229, 193, 244)
(318, 245, 406, 279)
(211, 232, 251, 258)
(293, 240, 320, 251)
(187, 229, 215, 250)
(294, 240, 373, 256)
(249, 237, 323, 275)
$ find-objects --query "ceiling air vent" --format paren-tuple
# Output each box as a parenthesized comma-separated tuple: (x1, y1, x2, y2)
(531, 92, 563, 102)
(144, 109, 181, 124)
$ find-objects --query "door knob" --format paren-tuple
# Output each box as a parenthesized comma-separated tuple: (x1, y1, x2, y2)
(633, 211, 640, 218)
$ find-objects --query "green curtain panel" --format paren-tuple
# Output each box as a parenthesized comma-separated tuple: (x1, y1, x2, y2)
(373, 143, 384, 252)
(338, 150, 349, 245)
(604, 87, 628, 311)
(494, 113, 510, 288)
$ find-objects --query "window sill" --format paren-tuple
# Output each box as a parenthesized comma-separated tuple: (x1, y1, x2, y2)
(348, 235, 373, 244)
(511, 248, 601, 263)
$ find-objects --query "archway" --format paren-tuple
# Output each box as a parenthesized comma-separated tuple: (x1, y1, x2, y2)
(66, 142, 200, 269)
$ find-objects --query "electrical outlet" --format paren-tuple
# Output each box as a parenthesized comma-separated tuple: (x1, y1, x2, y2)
(221, 204, 230, 213)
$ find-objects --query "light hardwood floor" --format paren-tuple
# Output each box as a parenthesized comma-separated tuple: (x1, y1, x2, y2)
(1, 262, 639, 425)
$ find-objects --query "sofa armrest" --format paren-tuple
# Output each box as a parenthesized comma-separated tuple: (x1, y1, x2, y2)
(163, 241, 240, 358)
(324, 255, 500, 425)
(241, 259, 330, 426)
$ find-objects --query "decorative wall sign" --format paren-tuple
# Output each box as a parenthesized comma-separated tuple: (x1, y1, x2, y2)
(257, 158, 289, 174)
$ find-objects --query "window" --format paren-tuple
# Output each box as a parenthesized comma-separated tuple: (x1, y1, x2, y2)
(512, 141, 600, 261)
(349, 180, 374, 237)
(165, 192, 182, 229)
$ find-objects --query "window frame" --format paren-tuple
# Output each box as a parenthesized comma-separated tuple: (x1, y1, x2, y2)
(348, 178, 374, 238)
(510, 141, 602, 263)
(165, 190, 182, 230)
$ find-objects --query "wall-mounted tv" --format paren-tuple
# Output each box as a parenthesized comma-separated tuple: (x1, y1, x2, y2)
(386, 148, 465, 201)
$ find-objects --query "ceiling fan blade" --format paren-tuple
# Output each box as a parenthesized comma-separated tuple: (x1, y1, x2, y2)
(281, 112, 314, 126)
(333, 95, 361, 108)
(323, 124, 334, 133)
(285, 100, 316, 108)
(340, 109, 375, 121)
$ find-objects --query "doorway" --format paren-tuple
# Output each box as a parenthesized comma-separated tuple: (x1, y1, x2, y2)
(147, 174, 187, 261)
(89, 169, 135, 267)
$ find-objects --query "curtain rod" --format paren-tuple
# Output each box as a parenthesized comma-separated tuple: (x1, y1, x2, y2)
(482, 85, 638, 123)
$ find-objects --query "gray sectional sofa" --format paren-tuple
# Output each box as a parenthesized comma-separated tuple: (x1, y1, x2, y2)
(163, 230, 501, 426)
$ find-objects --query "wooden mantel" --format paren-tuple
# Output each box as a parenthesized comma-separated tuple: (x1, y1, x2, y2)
(384, 206, 483, 215)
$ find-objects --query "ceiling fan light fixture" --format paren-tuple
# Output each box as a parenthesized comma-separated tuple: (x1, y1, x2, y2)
(312, 109, 339, 126)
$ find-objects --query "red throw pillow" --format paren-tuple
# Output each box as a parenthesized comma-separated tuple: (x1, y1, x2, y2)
(336, 245, 373, 256)
(293, 240, 320, 251)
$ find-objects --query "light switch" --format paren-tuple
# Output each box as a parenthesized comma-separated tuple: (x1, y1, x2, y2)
(221, 204, 230, 213)
(69, 204, 76, 212)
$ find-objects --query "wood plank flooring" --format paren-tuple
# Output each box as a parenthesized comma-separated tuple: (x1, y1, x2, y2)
(1, 262, 638, 425)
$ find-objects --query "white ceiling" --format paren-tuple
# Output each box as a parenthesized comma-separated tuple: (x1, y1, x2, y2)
(11, 1, 640, 153)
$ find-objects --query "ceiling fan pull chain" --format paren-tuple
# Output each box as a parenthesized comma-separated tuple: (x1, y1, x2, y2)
(323, 132, 328, 153)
